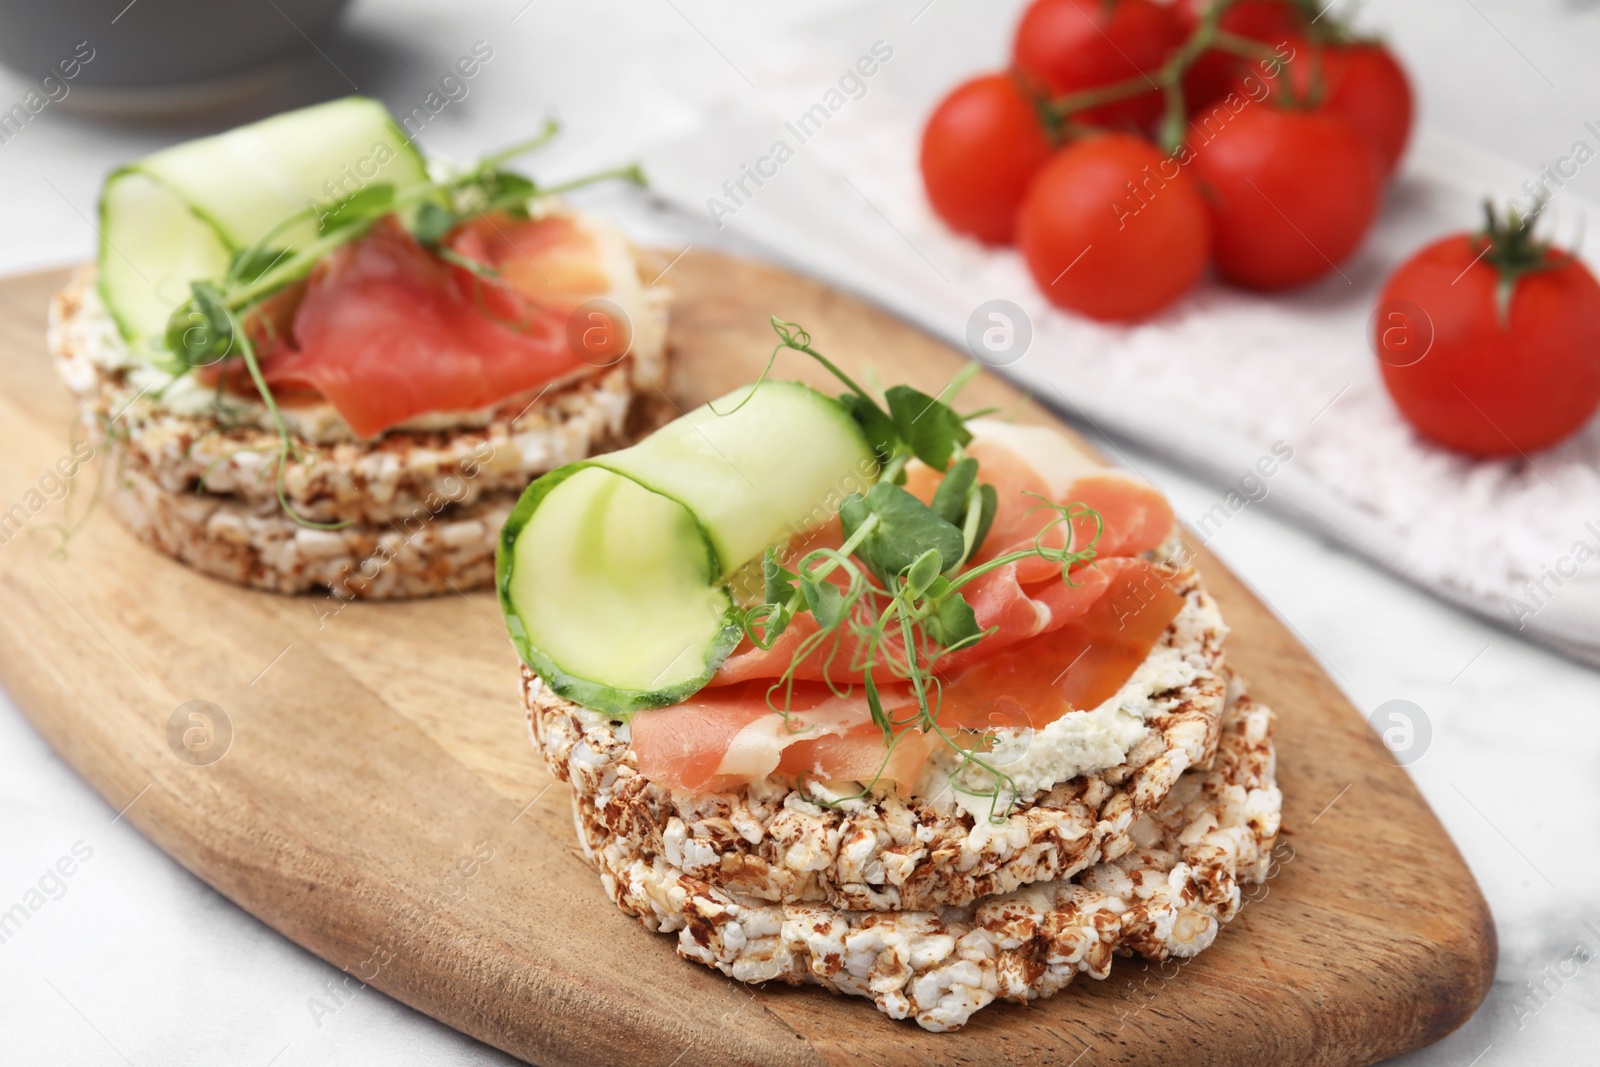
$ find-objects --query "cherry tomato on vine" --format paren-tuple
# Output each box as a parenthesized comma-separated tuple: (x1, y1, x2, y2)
(1177, 0, 1306, 112)
(1375, 211, 1600, 455)
(1228, 37, 1415, 176)
(1188, 106, 1381, 290)
(1321, 43, 1414, 175)
(1219, 32, 1312, 100)
(1013, 0, 1184, 130)
(920, 73, 1054, 244)
(1016, 133, 1211, 321)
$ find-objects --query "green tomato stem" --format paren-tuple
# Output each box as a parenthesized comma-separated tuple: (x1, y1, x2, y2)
(1044, 0, 1239, 139)
(1209, 30, 1283, 63)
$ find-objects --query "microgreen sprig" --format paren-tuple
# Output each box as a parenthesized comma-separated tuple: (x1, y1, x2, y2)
(728, 320, 1107, 822)
(163, 282, 344, 528)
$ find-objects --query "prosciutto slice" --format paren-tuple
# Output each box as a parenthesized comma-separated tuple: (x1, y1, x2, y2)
(629, 681, 933, 794)
(934, 557, 1185, 730)
(713, 429, 1175, 685)
(632, 424, 1183, 794)
(237, 214, 618, 438)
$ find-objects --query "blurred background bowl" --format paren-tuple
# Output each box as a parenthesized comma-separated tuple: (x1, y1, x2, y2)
(0, 0, 352, 118)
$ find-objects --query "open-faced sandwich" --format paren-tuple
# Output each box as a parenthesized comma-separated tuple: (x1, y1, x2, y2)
(48, 97, 667, 598)
(500, 321, 1283, 1031)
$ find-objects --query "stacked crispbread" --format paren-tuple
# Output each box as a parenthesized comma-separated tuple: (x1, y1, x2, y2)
(47, 234, 669, 599)
(524, 561, 1282, 1030)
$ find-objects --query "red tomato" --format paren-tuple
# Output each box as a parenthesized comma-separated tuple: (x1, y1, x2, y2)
(1016, 133, 1211, 321)
(1013, 0, 1184, 129)
(1376, 232, 1600, 455)
(920, 73, 1054, 245)
(1223, 38, 1415, 176)
(1220, 33, 1314, 101)
(1177, 0, 1306, 111)
(1188, 106, 1381, 290)
(1321, 43, 1414, 175)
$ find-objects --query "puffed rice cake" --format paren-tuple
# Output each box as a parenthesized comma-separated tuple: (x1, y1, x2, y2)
(47, 257, 669, 599)
(569, 682, 1280, 1032)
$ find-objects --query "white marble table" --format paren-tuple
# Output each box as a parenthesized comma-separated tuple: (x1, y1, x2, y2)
(1, 1, 1596, 1063)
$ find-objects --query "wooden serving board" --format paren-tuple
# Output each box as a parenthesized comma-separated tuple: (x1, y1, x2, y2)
(0, 253, 1493, 1066)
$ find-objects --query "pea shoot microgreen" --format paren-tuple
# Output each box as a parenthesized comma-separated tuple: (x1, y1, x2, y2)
(731, 319, 1106, 821)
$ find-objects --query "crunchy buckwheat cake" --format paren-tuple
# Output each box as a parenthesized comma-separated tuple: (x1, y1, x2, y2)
(54, 267, 664, 526)
(581, 684, 1279, 1032)
(105, 460, 512, 598)
(60, 97, 669, 598)
(496, 330, 1285, 1032)
(50, 260, 667, 599)
(527, 567, 1230, 912)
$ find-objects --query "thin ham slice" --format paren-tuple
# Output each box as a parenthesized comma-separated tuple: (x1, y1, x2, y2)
(631, 559, 1179, 793)
(1067, 472, 1177, 559)
(629, 680, 932, 794)
(934, 558, 1185, 730)
(243, 215, 610, 438)
(446, 212, 615, 310)
(631, 425, 1182, 794)
(925, 437, 1173, 585)
(713, 430, 1174, 685)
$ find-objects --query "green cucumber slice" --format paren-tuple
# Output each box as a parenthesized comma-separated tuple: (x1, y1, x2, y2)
(592, 381, 878, 575)
(97, 96, 428, 343)
(498, 381, 878, 716)
(97, 169, 233, 344)
(502, 465, 738, 712)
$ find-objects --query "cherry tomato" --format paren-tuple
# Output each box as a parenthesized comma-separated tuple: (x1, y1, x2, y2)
(1017, 133, 1211, 321)
(1177, 0, 1306, 112)
(1226, 38, 1415, 176)
(1013, 0, 1184, 130)
(1188, 106, 1381, 290)
(1376, 228, 1600, 455)
(1321, 43, 1414, 176)
(920, 73, 1054, 245)
(1220, 33, 1314, 100)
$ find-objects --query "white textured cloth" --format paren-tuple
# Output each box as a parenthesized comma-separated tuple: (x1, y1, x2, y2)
(642, 27, 1600, 665)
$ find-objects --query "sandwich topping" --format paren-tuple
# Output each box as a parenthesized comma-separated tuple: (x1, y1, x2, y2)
(916, 585, 1221, 821)
(201, 210, 649, 440)
(89, 97, 652, 495)
(73, 207, 663, 445)
(500, 320, 1187, 819)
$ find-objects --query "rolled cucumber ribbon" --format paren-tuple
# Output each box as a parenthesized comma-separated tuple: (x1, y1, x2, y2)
(497, 381, 877, 715)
